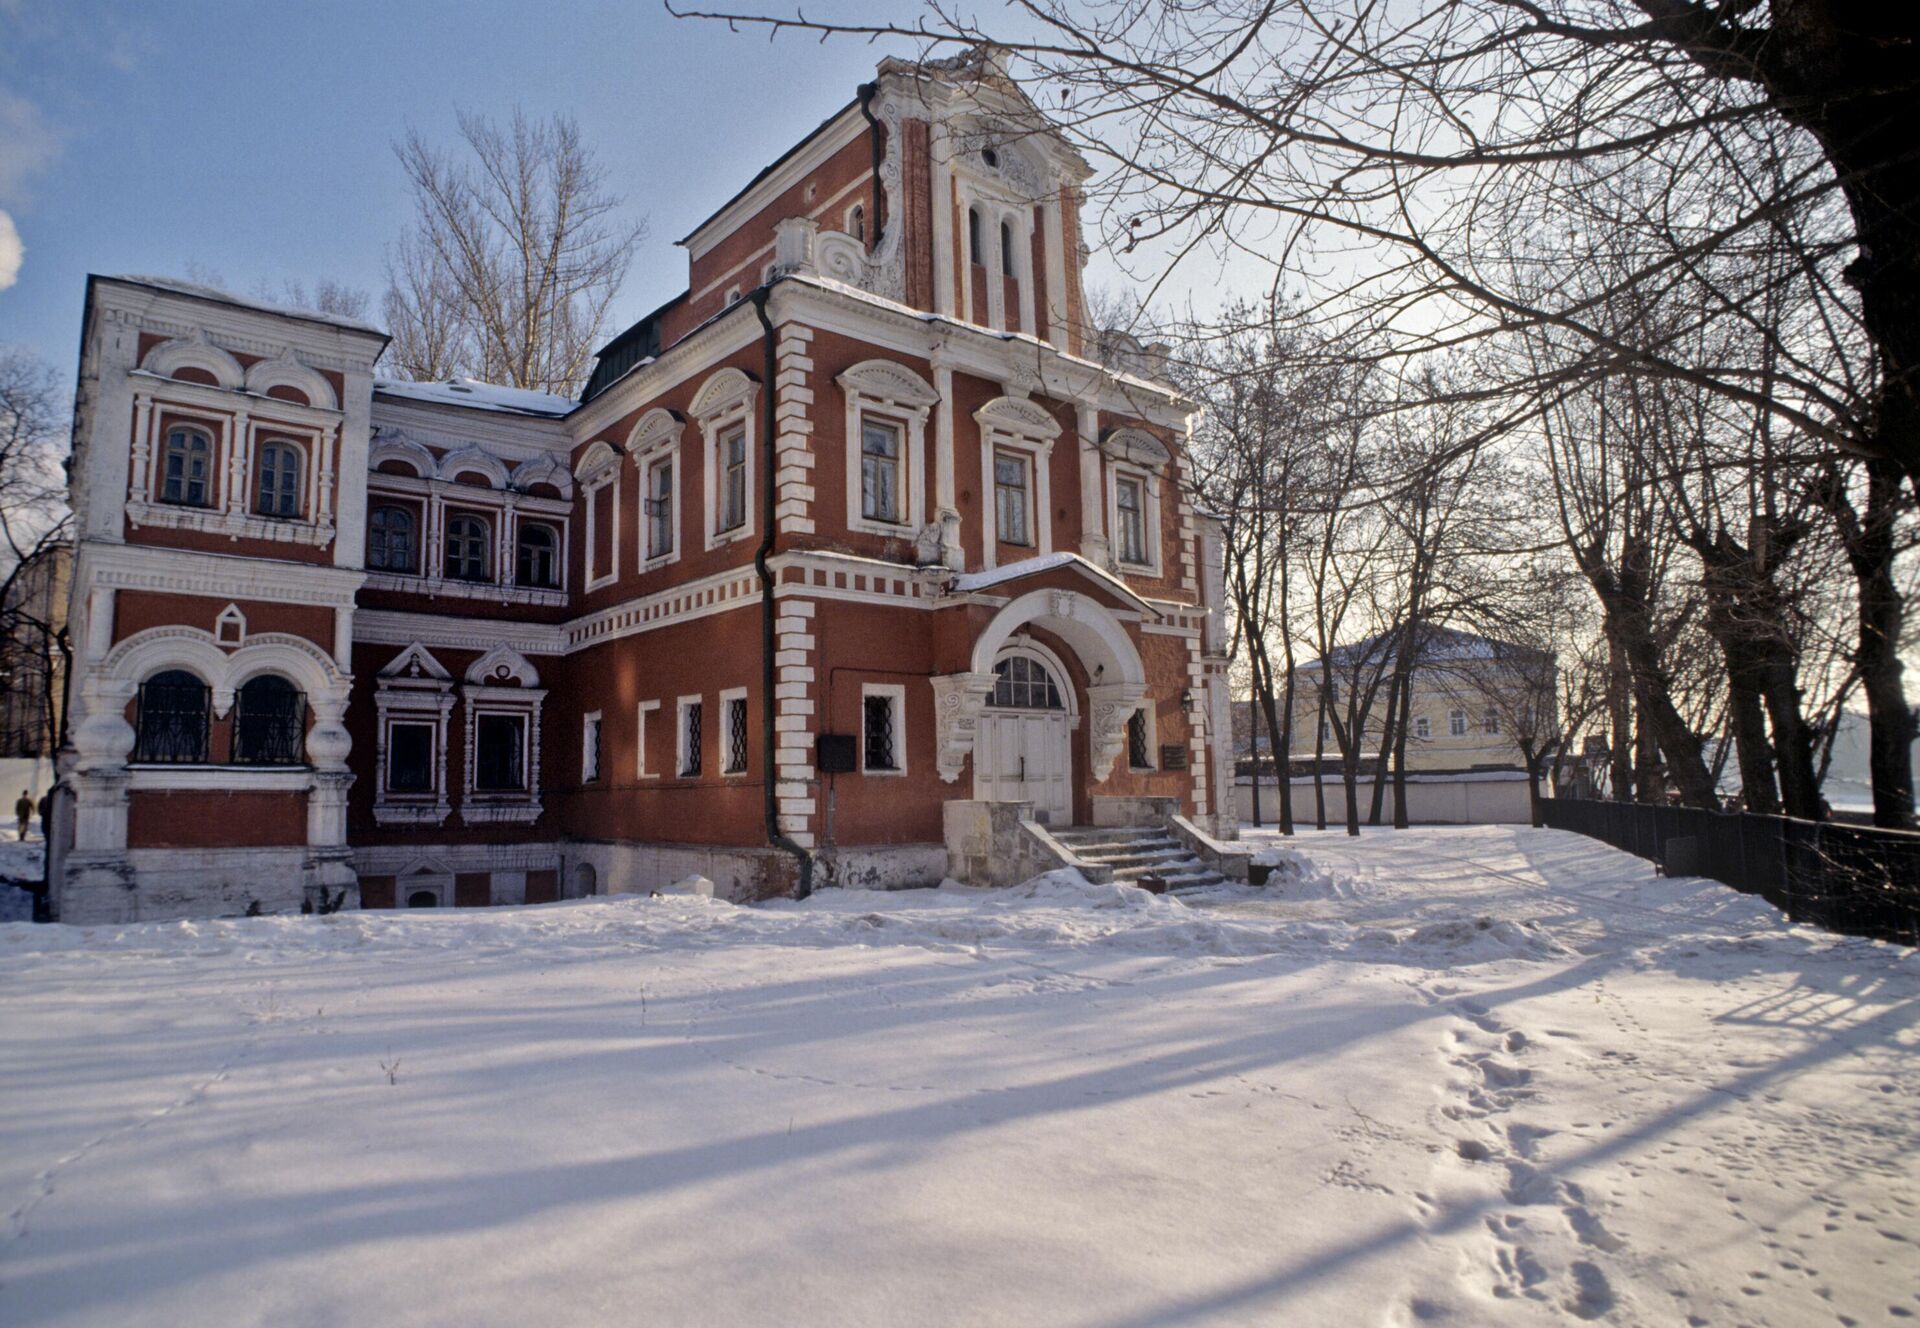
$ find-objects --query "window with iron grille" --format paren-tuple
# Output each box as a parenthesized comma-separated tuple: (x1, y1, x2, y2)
(724, 696, 749, 774)
(232, 675, 306, 766)
(680, 701, 703, 776)
(161, 428, 213, 506)
(256, 441, 302, 518)
(990, 654, 1063, 709)
(369, 504, 417, 572)
(1128, 708, 1152, 770)
(475, 713, 527, 791)
(864, 693, 897, 771)
(133, 670, 209, 763)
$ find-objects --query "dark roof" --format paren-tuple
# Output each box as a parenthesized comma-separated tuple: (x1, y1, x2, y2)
(1304, 625, 1550, 674)
(580, 293, 681, 403)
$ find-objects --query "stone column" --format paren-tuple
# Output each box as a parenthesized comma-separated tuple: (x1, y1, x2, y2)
(1076, 404, 1109, 567)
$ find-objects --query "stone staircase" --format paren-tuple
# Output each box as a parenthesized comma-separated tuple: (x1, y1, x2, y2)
(1050, 826, 1232, 893)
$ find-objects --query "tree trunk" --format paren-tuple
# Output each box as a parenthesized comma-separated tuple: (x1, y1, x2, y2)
(1721, 657, 1780, 814)
(1366, 672, 1399, 825)
(1277, 654, 1297, 835)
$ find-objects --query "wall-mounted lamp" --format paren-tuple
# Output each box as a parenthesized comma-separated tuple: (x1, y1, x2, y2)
(1180, 688, 1195, 715)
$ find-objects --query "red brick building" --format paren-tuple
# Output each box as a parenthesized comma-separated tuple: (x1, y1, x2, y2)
(50, 53, 1237, 922)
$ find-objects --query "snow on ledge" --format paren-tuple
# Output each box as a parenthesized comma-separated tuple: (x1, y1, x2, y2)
(948, 553, 1152, 615)
(373, 377, 577, 418)
(108, 274, 386, 335)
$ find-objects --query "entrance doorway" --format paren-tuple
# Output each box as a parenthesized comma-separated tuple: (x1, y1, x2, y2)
(975, 649, 1073, 823)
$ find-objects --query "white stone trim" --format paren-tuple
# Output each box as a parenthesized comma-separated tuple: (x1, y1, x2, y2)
(838, 359, 937, 539)
(582, 710, 603, 782)
(627, 408, 685, 570)
(581, 463, 620, 592)
(125, 766, 314, 792)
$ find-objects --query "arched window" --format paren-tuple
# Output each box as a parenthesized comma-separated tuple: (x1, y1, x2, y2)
(848, 204, 865, 242)
(134, 669, 210, 763)
(160, 427, 213, 507)
(369, 504, 416, 572)
(232, 674, 307, 766)
(968, 207, 983, 265)
(445, 513, 492, 582)
(516, 522, 560, 588)
(407, 890, 439, 909)
(256, 440, 302, 517)
(1000, 220, 1016, 277)
(990, 654, 1065, 710)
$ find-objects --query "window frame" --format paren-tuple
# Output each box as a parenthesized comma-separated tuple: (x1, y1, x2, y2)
(1483, 708, 1502, 736)
(582, 709, 602, 783)
(1127, 704, 1157, 771)
(642, 449, 679, 565)
(582, 464, 620, 591)
(132, 669, 211, 764)
(443, 511, 494, 583)
(230, 673, 307, 767)
(1413, 714, 1432, 740)
(861, 683, 907, 776)
(159, 425, 216, 508)
(993, 448, 1035, 548)
(635, 699, 661, 779)
(1448, 708, 1468, 737)
(384, 719, 438, 796)
(514, 519, 562, 590)
(1106, 461, 1164, 575)
(368, 501, 420, 574)
(472, 710, 530, 794)
(253, 438, 305, 519)
(720, 687, 750, 777)
(373, 645, 456, 826)
(677, 695, 704, 778)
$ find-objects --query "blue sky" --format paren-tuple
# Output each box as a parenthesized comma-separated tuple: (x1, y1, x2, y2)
(0, 0, 912, 379)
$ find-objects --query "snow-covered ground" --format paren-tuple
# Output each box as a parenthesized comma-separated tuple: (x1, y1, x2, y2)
(2, 826, 1914, 1327)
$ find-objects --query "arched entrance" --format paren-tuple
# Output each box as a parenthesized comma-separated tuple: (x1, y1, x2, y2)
(974, 644, 1076, 823)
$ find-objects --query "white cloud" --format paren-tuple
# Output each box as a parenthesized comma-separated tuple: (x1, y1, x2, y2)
(0, 91, 61, 201)
(0, 209, 21, 291)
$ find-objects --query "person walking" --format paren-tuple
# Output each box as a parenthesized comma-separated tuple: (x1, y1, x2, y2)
(15, 789, 33, 840)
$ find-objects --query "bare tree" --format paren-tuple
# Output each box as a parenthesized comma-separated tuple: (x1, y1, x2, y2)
(0, 348, 73, 753)
(383, 110, 647, 396)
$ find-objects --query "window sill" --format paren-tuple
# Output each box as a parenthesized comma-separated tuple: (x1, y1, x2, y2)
(862, 767, 907, 778)
(128, 500, 335, 547)
(462, 801, 543, 825)
(361, 572, 568, 608)
(128, 766, 314, 791)
(373, 801, 452, 827)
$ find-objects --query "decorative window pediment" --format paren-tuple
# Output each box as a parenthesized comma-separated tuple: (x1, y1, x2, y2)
(140, 330, 245, 391)
(1102, 426, 1172, 469)
(976, 395, 1063, 442)
(466, 645, 540, 689)
(688, 367, 759, 421)
(243, 349, 338, 410)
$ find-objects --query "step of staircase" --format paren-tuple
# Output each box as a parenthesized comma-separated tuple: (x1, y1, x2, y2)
(1051, 826, 1231, 893)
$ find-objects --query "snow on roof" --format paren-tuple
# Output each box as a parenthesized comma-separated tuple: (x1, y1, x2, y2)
(373, 377, 577, 418)
(950, 552, 1084, 593)
(107, 274, 386, 335)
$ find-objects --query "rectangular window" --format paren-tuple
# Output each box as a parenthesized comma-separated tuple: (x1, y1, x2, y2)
(645, 455, 675, 559)
(679, 699, 703, 777)
(723, 694, 749, 774)
(863, 694, 897, 771)
(718, 426, 748, 532)
(994, 450, 1031, 546)
(1449, 709, 1467, 737)
(475, 713, 527, 792)
(860, 416, 905, 524)
(387, 721, 434, 793)
(636, 700, 660, 778)
(1484, 709, 1501, 736)
(1116, 476, 1147, 564)
(1128, 708, 1153, 770)
(582, 711, 602, 783)
(1413, 715, 1431, 740)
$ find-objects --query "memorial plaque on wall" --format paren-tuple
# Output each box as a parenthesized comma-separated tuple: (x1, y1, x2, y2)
(1160, 744, 1188, 770)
